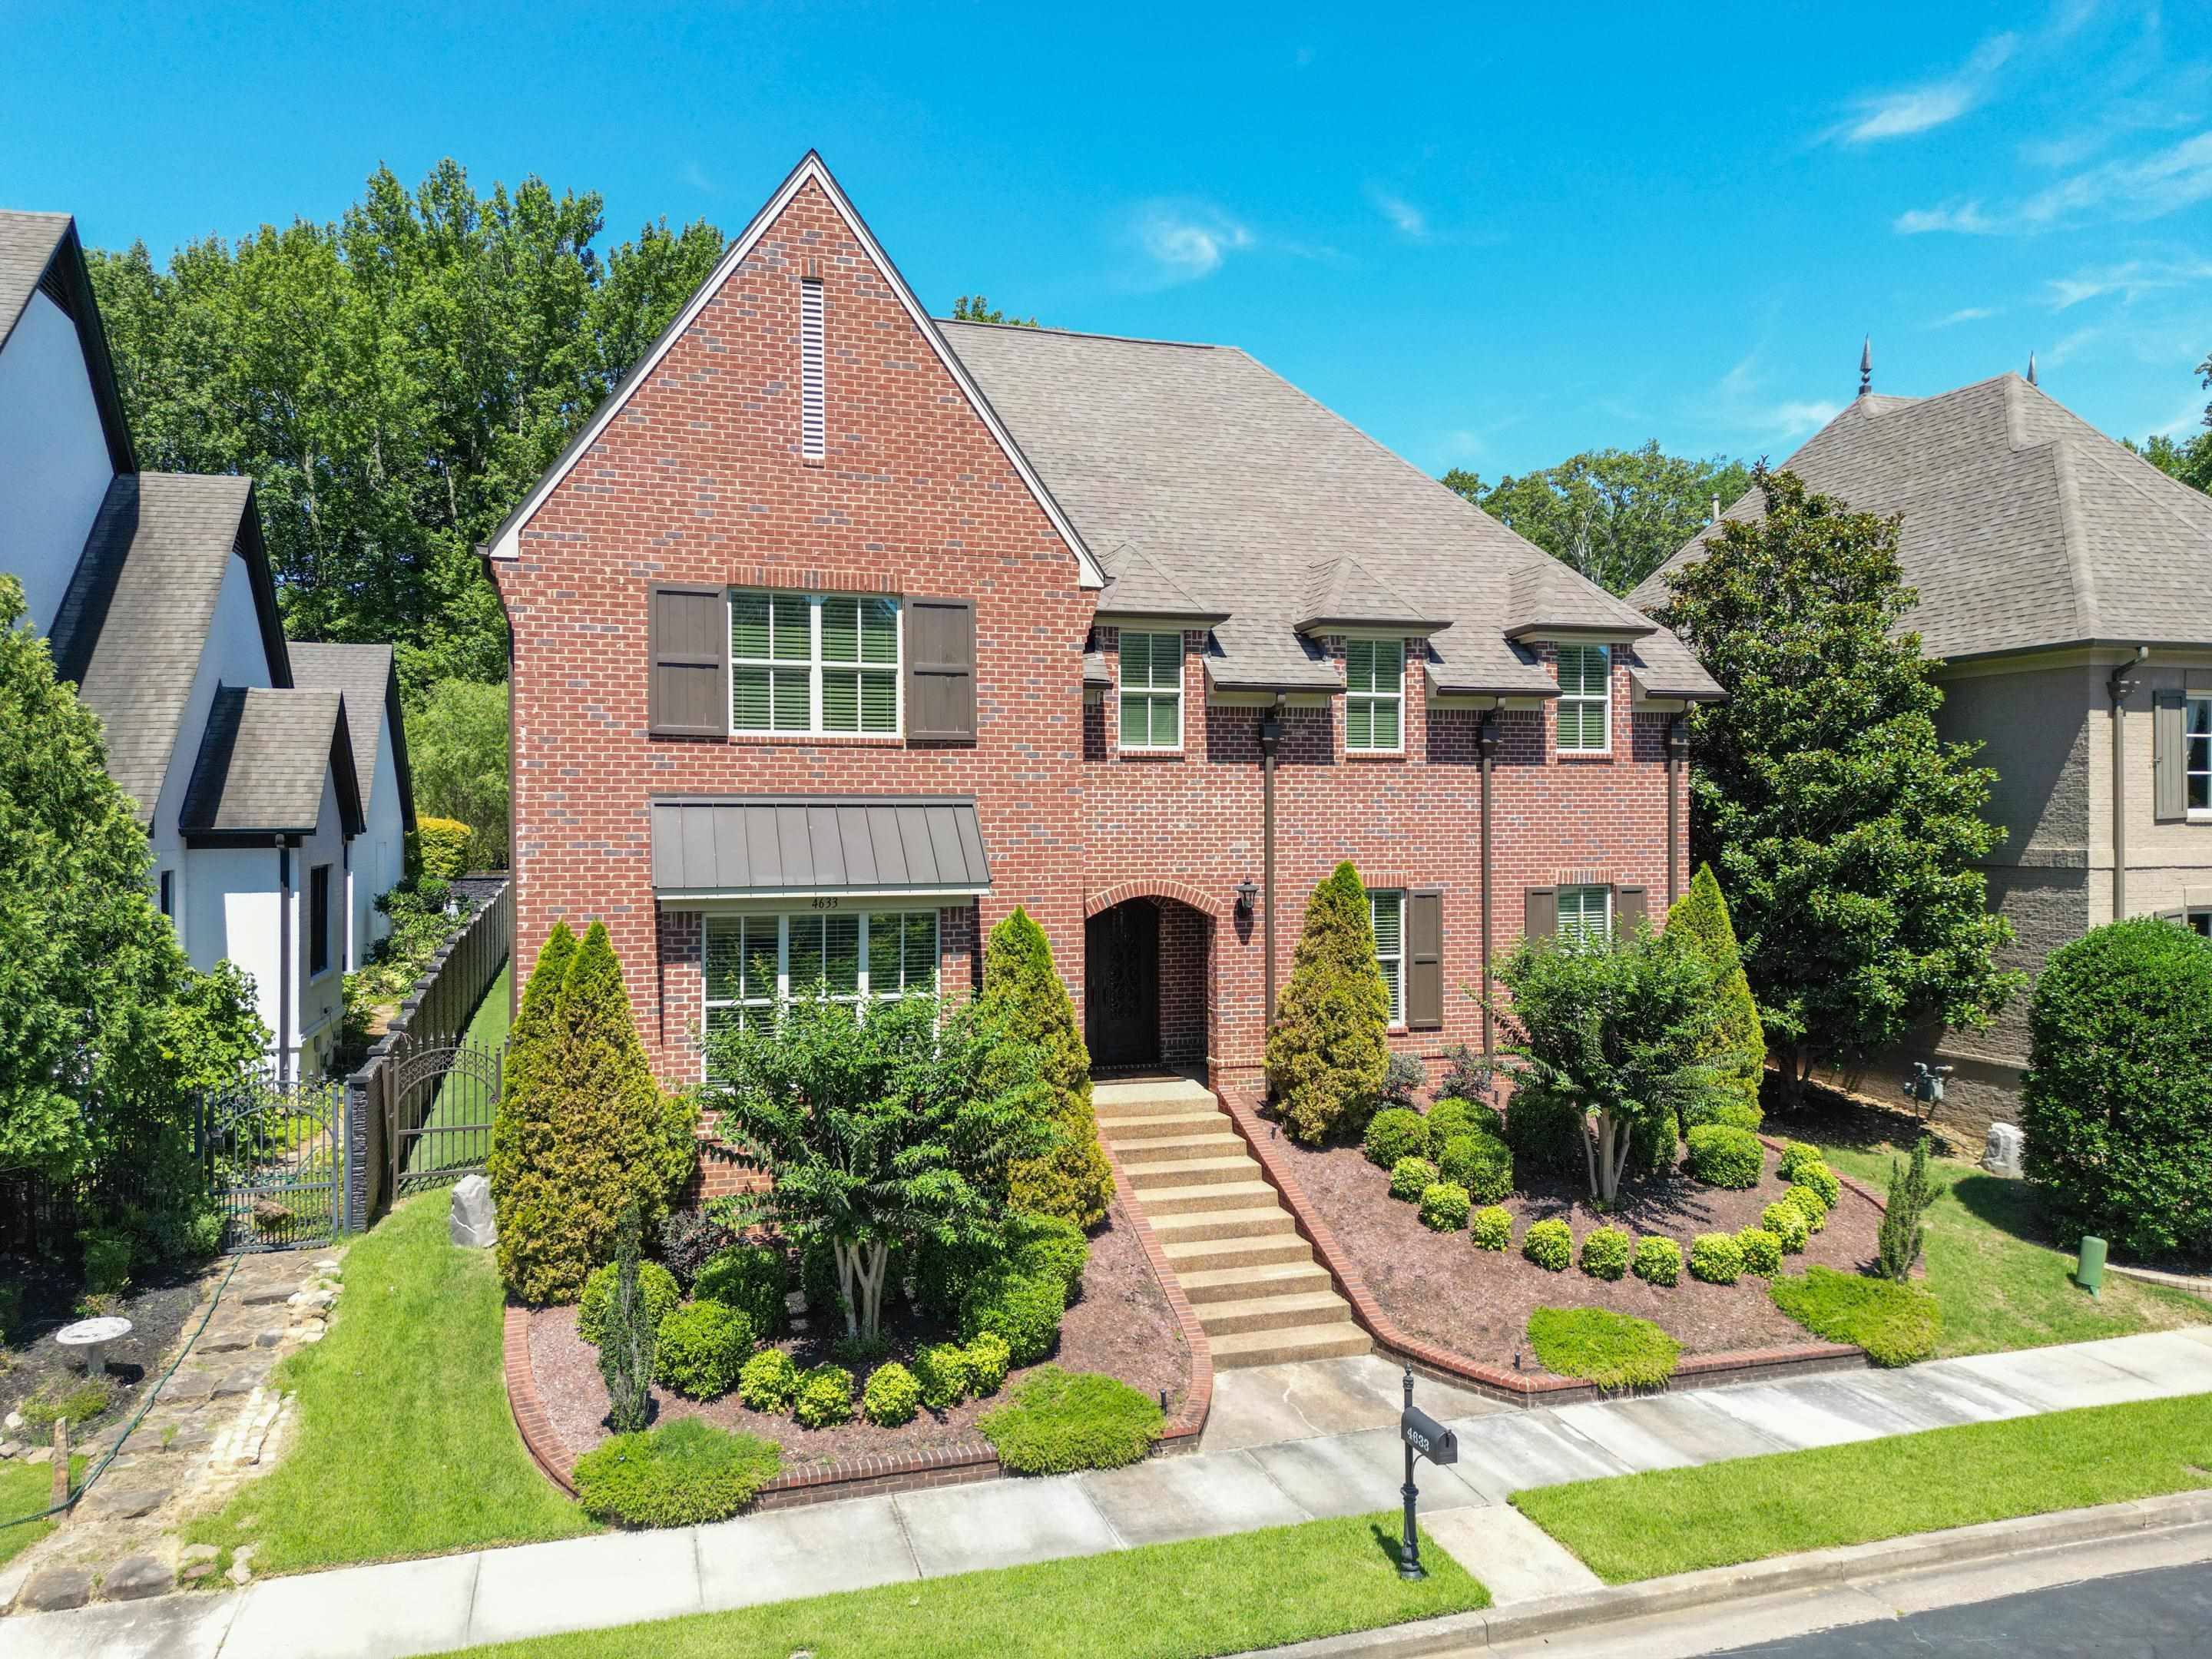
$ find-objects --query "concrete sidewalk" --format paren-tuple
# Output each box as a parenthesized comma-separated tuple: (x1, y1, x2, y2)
(8, 1328, 2210, 1659)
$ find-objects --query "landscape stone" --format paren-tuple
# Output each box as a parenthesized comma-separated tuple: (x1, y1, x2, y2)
(240, 1287, 290, 1306)
(450, 1174, 497, 1248)
(256, 1329, 286, 1347)
(181, 1544, 218, 1565)
(1984, 1122, 2025, 1178)
(198, 1330, 252, 1354)
(178, 1558, 218, 1584)
(165, 1372, 218, 1403)
(91, 1485, 170, 1519)
(102, 1554, 173, 1601)
(25, 1447, 51, 1465)
(0, 1440, 16, 1459)
(215, 1366, 266, 1396)
(2, 1411, 20, 1430)
(17, 1566, 93, 1611)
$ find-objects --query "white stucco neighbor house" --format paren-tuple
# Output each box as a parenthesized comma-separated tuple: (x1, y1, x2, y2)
(290, 643, 417, 966)
(1, 207, 409, 1079)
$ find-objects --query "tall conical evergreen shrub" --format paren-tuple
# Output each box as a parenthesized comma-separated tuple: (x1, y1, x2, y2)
(1665, 865, 1766, 1124)
(982, 908, 1113, 1231)
(1267, 862, 1392, 1144)
(490, 922, 575, 1300)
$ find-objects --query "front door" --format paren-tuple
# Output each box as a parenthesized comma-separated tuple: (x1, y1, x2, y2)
(1085, 901, 1160, 1071)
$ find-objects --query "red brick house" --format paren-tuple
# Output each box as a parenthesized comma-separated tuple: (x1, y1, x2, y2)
(487, 153, 1719, 1121)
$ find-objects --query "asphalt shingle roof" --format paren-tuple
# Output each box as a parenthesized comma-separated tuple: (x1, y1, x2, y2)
(180, 687, 355, 836)
(0, 210, 70, 350)
(942, 321, 1720, 703)
(1628, 373, 2212, 661)
(288, 643, 397, 810)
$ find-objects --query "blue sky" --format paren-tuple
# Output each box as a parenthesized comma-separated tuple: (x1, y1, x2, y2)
(8, 1, 2212, 479)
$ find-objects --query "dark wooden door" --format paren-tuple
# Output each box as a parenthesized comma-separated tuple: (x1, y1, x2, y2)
(1085, 902, 1160, 1071)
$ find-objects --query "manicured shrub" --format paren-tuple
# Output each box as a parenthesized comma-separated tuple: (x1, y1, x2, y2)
(1784, 1184, 1829, 1234)
(1688, 1231, 1743, 1284)
(1877, 1137, 1940, 1281)
(2023, 916, 2212, 1257)
(658, 1207, 740, 1288)
(1665, 864, 1766, 1128)
(1684, 1124, 1763, 1189)
(694, 1245, 790, 1337)
(982, 909, 1114, 1231)
(1501, 1081, 1587, 1179)
(1791, 1159, 1843, 1211)
(737, 1346, 800, 1412)
(1008, 1212, 1090, 1303)
(1437, 1131, 1514, 1205)
(594, 1204, 657, 1434)
(1522, 1217, 1573, 1271)
(1777, 1141, 1825, 1183)
(578, 1258, 682, 1347)
(978, 1366, 1164, 1475)
(862, 1363, 922, 1427)
(1379, 1052, 1427, 1109)
(1364, 1108, 1429, 1169)
(1418, 1183, 1472, 1232)
(1682, 1098, 1764, 1135)
(1770, 1267, 1940, 1366)
(959, 1270, 1065, 1366)
(654, 1300, 756, 1400)
(1424, 1098, 1484, 1145)
(964, 1332, 1012, 1396)
(1734, 1227, 1783, 1277)
(1471, 1206, 1514, 1251)
(408, 815, 474, 882)
(1579, 1226, 1631, 1281)
(1387, 1156, 1436, 1202)
(913, 1343, 972, 1411)
(800, 1237, 843, 1323)
(1632, 1236, 1682, 1286)
(1527, 1307, 1681, 1390)
(572, 1417, 781, 1527)
(793, 1365, 856, 1429)
(1762, 1201, 1811, 1253)
(1267, 862, 1392, 1144)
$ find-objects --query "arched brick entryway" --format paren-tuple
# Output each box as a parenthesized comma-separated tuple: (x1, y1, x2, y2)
(1083, 886, 1219, 1074)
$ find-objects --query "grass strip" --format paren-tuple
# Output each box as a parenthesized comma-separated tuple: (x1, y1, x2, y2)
(1513, 1390, 2212, 1584)
(184, 1190, 594, 1573)
(434, 1510, 1486, 1659)
(0, 1455, 85, 1568)
(408, 962, 512, 1177)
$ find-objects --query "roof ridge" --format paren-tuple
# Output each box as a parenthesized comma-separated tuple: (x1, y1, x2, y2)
(936, 318, 1219, 351)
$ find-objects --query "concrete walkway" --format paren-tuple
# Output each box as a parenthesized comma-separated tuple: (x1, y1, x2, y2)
(8, 1330, 2211, 1659)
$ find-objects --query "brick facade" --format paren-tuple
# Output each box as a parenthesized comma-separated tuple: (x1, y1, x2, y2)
(495, 172, 1691, 1113)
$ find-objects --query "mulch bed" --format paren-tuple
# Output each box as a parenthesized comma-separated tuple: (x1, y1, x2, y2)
(1, 1257, 210, 1440)
(529, 1194, 1189, 1472)
(1286, 1132, 1883, 1379)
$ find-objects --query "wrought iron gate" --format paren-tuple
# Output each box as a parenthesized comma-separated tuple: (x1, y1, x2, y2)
(389, 1037, 504, 1196)
(201, 1078, 343, 1253)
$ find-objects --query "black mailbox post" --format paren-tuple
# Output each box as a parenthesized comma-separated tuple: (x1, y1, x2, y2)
(1397, 1364, 1458, 1580)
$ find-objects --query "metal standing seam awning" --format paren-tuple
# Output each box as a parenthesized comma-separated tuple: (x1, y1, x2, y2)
(650, 795, 993, 902)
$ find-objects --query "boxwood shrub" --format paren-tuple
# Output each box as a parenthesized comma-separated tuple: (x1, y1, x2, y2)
(692, 1245, 789, 1338)
(1502, 1082, 1586, 1178)
(1631, 1236, 1682, 1286)
(1770, 1266, 1940, 1366)
(1785, 1184, 1830, 1234)
(793, 1364, 856, 1428)
(1418, 1182, 1472, 1233)
(1688, 1231, 1743, 1284)
(1734, 1227, 1783, 1277)
(1777, 1141, 1825, 1183)
(1425, 1098, 1485, 1145)
(1389, 1155, 1439, 1201)
(572, 1417, 782, 1527)
(1364, 1108, 1429, 1169)
(1471, 1205, 1514, 1251)
(1009, 1212, 1091, 1303)
(1522, 1217, 1573, 1271)
(737, 1346, 800, 1412)
(654, 1300, 756, 1399)
(578, 1259, 681, 1347)
(912, 1343, 971, 1411)
(1684, 1098, 1764, 1135)
(862, 1362, 922, 1426)
(978, 1366, 1164, 1475)
(1761, 1200, 1811, 1253)
(1684, 1124, 1763, 1189)
(1526, 1306, 1681, 1390)
(1579, 1225, 1631, 1281)
(1792, 1161, 1842, 1210)
(959, 1269, 1066, 1366)
(1437, 1131, 1514, 1204)
(964, 1332, 1012, 1396)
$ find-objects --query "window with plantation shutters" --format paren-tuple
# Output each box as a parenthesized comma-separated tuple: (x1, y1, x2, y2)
(1118, 631, 1183, 750)
(821, 595, 900, 734)
(1556, 644, 1610, 753)
(730, 591, 814, 733)
(1371, 889, 1404, 1024)
(800, 278, 826, 460)
(729, 589, 903, 737)
(1558, 884, 1611, 944)
(704, 909, 938, 1043)
(1346, 638, 1404, 751)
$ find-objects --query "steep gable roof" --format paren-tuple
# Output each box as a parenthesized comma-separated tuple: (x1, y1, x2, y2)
(0, 210, 134, 474)
(289, 642, 416, 831)
(181, 686, 364, 840)
(1628, 373, 2212, 661)
(482, 153, 1104, 589)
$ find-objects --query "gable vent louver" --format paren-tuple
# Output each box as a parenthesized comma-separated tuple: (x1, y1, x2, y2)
(800, 278, 826, 461)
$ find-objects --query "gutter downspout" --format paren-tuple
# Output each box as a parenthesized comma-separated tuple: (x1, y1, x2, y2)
(1260, 697, 1284, 1035)
(2108, 647, 2147, 923)
(278, 840, 294, 1082)
(1666, 715, 1688, 909)
(1479, 710, 1501, 1059)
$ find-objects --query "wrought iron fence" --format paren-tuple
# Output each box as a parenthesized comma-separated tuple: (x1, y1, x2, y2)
(200, 1075, 345, 1253)
(389, 1037, 504, 1197)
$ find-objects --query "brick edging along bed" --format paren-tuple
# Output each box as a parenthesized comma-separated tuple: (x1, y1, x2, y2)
(1213, 1094, 1879, 1406)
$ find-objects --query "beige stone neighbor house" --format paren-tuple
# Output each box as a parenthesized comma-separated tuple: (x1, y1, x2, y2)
(1631, 369, 2212, 1137)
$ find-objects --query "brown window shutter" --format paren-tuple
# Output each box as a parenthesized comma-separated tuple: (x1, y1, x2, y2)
(648, 584, 728, 738)
(907, 597, 977, 743)
(1614, 884, 1647, 932)
(1407, 889, 1444, 1031)
(2154, 689, 2187, 822)
(1524, 886, 1557, 940)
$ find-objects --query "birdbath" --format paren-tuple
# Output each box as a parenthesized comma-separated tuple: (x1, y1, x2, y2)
(55, 1315, 132, 1381)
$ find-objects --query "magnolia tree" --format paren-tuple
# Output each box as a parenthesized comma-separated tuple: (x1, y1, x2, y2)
(1492, 921, 1726, 1204)
(704, 989, 1058, 1340)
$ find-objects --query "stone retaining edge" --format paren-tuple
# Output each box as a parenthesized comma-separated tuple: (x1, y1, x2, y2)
(1214, 1094, 1871, 1406)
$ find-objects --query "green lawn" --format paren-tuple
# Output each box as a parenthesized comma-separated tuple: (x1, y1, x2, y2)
(434, 1511, 1487, 1659)
(1806, 1120, 2210, 1357)
(1515, 1391, 2212, 1584)
(0, 1456, 84, 1568)
(406, 962, 512, 1179)
(184, 1187, 594, 1573)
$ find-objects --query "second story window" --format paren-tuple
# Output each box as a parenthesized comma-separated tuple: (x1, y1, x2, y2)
(1346, 638, 1403, 751)
(730, 590, 902, 737)
(1118, 631, 1183, 751)
(1556, 644, 1611, 753)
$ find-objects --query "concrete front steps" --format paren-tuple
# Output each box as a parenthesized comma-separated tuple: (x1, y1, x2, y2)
(1095, 1076, 1369, 1369)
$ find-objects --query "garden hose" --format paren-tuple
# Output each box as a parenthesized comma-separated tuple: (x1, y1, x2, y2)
(0, 1251, 247, 1534)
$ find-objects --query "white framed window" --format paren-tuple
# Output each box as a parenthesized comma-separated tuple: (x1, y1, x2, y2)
(1346, 638, 1404, 752)
(730, 590, 902, 737)
(703, 909, 939, 1041)
(1118, 631, 1184, 750)
(1558, 884, 1611, 945)
(1371, 889, 1404, 1025)
(2189, 910, 2212, 939)
(1556, 645, 1611, 753)
(2189, 695, 2212, 816)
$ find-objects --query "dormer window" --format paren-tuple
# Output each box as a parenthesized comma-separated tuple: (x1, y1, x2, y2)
(1118, 631, 1184, 751)
(1556, 644, 1610, 753)
(1346, 638, 1404, 752)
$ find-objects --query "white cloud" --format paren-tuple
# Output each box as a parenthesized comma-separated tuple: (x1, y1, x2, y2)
(1369, 188, 1428, 240)
(681, 161, 715, 194)
(1895, 200, 1998, 235)
(2042, 323, 2105, 368)
(2152, 398, 2210, 439)
(1930, 306, 1998, 328)
(1132, 204, 1253, 283)
(2045, 259, 2212, 309)
(1829, 31, 2018, 144)
(1900, 129, 2212, 235)
(1700, 354, 1845, 445)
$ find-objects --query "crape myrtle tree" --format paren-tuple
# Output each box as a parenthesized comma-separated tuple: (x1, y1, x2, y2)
(1492, 921, 1727, 1204)
(1267, 862, 1392, 1144)
(705, 988, 1059, 1341)
(1654, 467, 2022, 1107)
